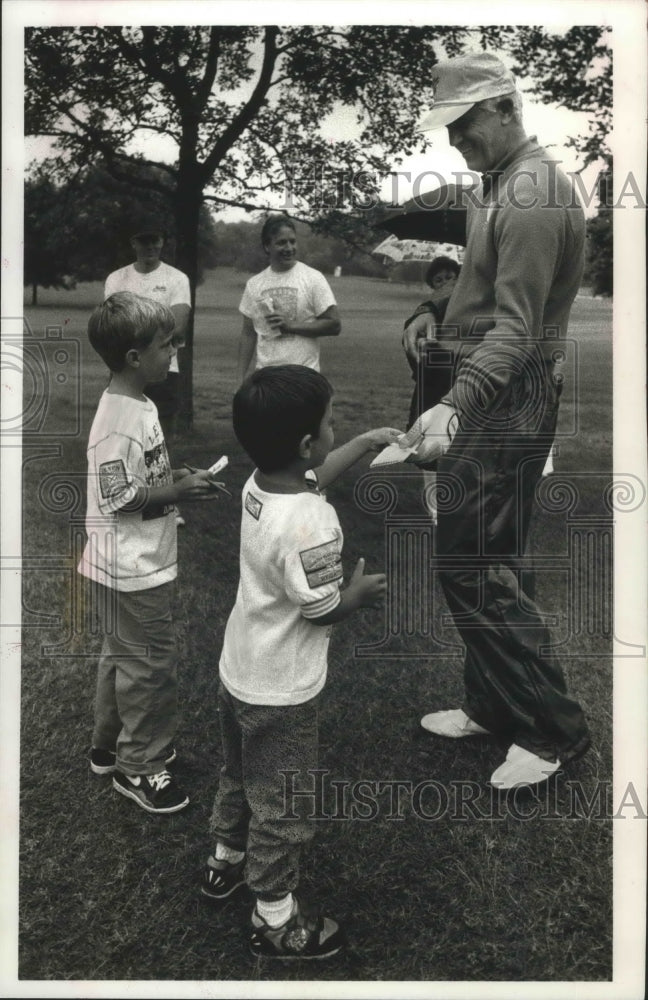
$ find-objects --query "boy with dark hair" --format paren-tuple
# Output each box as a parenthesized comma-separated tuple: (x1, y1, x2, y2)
(79, 291, 224, 814)
(201, 364, 399, 959)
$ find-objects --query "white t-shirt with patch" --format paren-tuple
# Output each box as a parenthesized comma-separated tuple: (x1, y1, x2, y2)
(104, 262, 190, 374)
(239, 261, 336, 371)
(219, 471, 343, 706)
(78, 391, 177, 591)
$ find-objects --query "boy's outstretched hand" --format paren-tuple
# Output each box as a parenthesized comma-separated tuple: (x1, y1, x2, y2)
(360, 427, 403, 452)
(314, 427, 403, 491)
(346, 557, 387, 609)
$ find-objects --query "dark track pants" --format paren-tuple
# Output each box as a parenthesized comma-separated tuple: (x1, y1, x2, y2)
(435, 361, 590, 763)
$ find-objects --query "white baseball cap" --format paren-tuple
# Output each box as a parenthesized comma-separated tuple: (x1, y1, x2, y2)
(419, 52, 518, 132)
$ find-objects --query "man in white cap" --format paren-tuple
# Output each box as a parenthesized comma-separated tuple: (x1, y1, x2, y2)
(409, 52, 590, 789)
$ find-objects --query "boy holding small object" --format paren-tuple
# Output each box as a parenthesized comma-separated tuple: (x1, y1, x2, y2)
(78, 291, 228, 814)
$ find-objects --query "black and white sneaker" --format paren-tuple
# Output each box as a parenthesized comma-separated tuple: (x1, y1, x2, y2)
(200, 855, 247, 903)
(90, 746, 177, 775)
(112, 769, 189, 814)
(250, 895, 345, 960)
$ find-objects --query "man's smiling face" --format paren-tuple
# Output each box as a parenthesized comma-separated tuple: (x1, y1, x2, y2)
(446, 102, 508, 173)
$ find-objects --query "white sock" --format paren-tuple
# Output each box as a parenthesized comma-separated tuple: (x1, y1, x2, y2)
(214, 842, 245, 864)
(256, 893, 294, 928)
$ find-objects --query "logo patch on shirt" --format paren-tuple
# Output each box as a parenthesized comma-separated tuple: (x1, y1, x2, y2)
(245, 492, 263, 520)
(300, 540, 342, 589)
(98, 459, 129, 499)
(143, 441, 173, 521)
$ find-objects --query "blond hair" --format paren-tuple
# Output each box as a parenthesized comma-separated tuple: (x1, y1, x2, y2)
(88, 292, 175, 372)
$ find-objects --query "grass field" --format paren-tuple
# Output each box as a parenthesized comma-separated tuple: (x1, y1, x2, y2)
(18, 269, 613, 984)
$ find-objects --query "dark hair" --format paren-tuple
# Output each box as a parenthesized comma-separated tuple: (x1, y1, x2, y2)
(424, 256, 461, 287)
(88, 292, 175, 372)
(233, 365, 333, 473)
(261, 214, 296, 250)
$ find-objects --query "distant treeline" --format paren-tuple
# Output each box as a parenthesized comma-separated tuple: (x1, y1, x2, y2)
(209, 217, 389, 280)
(25, 164, 610, 304)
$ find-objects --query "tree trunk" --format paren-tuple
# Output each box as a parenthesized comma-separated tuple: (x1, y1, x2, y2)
(32, 283, 38, 305)
(173, 171, 202, 433)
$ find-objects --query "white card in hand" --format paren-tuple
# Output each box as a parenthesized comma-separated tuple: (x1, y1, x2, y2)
(370, 438, 418, 467)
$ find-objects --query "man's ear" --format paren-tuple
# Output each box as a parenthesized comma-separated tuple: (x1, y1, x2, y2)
(496, 97, 515, 124)
(298, 434, 312, 459)
(125, 348, 140, 369)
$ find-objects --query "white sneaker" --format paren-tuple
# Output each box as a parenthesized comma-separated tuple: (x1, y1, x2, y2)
(420, 708, 492, 738)
(490, 744, 561, 789)
(175, 512, 186, 527)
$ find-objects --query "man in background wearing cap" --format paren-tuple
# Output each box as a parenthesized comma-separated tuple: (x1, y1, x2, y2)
(105, 217, 191, 525)
(411, 52, 590, 789)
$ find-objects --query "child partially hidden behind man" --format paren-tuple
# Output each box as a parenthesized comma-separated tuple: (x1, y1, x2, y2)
(201, 365, 399, 959)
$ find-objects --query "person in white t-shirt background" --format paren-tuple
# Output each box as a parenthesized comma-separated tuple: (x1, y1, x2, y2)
(105, 215, 192, 525)
(104, 217, 191, 435)
(237, 216, 341, 382)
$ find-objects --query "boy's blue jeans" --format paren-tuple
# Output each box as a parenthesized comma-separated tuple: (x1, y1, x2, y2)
(209, 682, 319, 900)
(91, 581, 178, 776)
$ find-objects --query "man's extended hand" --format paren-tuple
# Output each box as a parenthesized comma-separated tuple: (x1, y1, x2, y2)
(400, 402, 460, 464)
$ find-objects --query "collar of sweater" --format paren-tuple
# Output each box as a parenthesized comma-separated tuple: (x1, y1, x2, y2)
(481, 135, 544, 196)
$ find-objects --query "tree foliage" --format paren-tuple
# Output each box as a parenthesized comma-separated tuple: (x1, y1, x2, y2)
(483, 25, 611, 168)
(25, 24, 612, 426)
(484, 26, 613, 295)
(24, 175, 75, 305)
(583, 168, 613, 297)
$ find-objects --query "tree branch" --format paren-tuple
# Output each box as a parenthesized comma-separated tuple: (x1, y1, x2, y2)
(106, 26, 188, 107)
(202, 193, 272, 213)
(200, 25, 279, 183)
(195, 27, 221, 109)
(276, 29, 350, 54)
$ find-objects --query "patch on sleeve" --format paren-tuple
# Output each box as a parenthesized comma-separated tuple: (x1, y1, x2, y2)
(300, 539, 342, 589)
(98, 459, 130, 500)
(245, 491, 263, 520)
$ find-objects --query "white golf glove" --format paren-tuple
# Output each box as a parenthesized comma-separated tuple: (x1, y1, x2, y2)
(370, 403, 460, 467)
